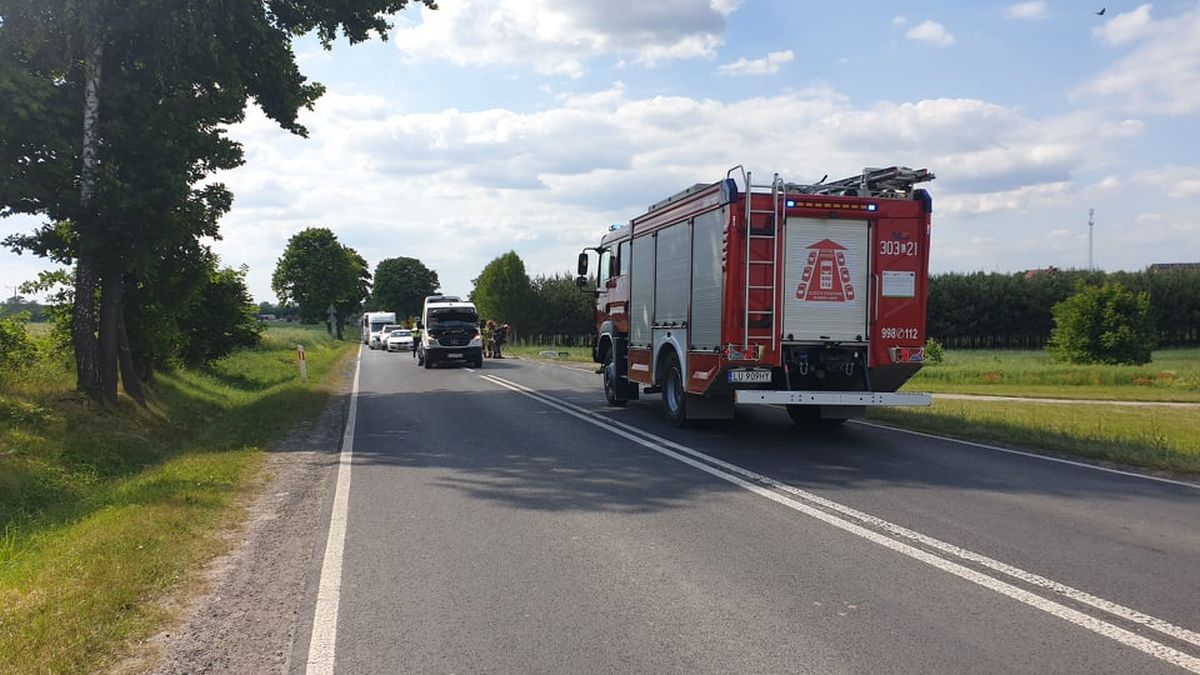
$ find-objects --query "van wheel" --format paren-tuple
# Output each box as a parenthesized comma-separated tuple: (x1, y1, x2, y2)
(661, 352, 688, 427)
(602, 349, 626, 407)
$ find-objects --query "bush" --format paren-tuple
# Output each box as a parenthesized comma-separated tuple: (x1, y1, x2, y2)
(0, 312, 39, 380)
(924, 337, 945, 364)
(1047, 284, 1156, 365)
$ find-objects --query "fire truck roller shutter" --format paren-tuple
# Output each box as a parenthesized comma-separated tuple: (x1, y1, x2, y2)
(654, 221, 690, 383)
(630, 234, 655, 347)
(690, 210, 723, 351)
(782, 217, 870, 343)
(654, 221, 689, 326)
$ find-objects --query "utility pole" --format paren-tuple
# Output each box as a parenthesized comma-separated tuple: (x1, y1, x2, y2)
(1088, 208, 1095, 271)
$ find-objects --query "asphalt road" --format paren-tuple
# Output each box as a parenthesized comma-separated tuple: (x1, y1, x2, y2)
(296, 347, 1200, 674)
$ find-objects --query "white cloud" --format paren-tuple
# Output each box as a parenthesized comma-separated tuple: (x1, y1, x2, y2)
(1134, 166, 1200, 198)
(1074, 5, 1200, 114)
(390, 0, 740, 77)
(1004, 2, 1048, 20)
(194, 84, 1154, 301)
(716, 49, 794, 76)
(892, 15, 907, 26)
(906, 20, 955, 47)
(1094, 4, 1154, 45)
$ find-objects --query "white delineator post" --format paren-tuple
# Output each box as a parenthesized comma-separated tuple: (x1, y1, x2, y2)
(298, 344, 308, 382)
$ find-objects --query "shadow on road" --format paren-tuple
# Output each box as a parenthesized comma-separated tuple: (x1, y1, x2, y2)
(338, 384, 1197, 519)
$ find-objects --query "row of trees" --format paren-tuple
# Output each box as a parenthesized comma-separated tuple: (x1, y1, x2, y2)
(0, 0, 435, 404)
(928, 269, 1200, 349)
(470, 251, 594, 342)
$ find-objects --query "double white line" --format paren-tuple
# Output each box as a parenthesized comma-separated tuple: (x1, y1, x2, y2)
(479, 372, 1200, 672)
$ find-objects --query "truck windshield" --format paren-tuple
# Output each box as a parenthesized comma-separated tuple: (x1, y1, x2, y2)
(428, 308, 477, 327)
(370, 321, 389, 333)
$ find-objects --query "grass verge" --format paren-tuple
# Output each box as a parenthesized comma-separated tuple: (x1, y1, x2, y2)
(507, 344, 594, 363)
(0, 324, 355, 674)
(868, 399, 1200, 475)
(908, 347, 1200, 402)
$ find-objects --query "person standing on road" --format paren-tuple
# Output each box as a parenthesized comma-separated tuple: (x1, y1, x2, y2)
(411, 324, 421, 358)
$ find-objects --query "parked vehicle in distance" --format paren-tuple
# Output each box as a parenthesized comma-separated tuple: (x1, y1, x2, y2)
(417, 298, 482, 368)
(361, 311, 397, 349)
(385, 329, 414, 352)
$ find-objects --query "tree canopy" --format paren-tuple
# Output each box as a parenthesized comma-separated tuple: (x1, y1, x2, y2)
(272, 227, 369, 338)
(0, 0, 436, 403)
(471, 251, 533, 330)
(369, 257, 440, 320)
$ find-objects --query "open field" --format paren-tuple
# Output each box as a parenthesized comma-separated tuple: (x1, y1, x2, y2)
(0, 324, 355, 674)
(906, 347, 1200, 402)
(869, 399, 1200, 475)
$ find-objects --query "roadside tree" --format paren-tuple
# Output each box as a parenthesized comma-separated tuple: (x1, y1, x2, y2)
(0, 0, 437, 403)
(370, 257, 440, 319)
(471, 251, 533, 331)
(272, 228, 370, 339)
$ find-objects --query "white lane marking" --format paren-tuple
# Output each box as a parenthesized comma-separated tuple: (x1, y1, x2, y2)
(853, 420, 1200, 491)
(479, 373, 1200, 671)
(306, 345, 363, 675)
(463, 367, 475, 372)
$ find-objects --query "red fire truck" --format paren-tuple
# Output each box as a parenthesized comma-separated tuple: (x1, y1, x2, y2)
(575, 165, 935, 427)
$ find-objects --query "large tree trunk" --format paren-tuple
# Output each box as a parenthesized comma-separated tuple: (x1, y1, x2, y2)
(74, 40, 104, 398)
(71, 260, 100, 395)
(98, 270, 122, 406)
(117, 305, 146, 406)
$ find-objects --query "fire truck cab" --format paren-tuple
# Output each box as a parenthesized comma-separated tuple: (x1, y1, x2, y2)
(576, 165, 935, 427)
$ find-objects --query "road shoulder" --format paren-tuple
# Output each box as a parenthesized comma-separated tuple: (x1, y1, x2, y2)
(114, 355, 355, 674)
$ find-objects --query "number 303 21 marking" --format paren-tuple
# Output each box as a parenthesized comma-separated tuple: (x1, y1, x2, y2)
(880, 240, 917, 256)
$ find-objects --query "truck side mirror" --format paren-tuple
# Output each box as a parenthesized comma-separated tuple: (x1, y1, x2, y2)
(575, 275, 589, 289)
(577, 252, 589, 276)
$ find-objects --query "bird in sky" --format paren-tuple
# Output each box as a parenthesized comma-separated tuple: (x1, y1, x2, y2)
(1096, 8, 1106, 15)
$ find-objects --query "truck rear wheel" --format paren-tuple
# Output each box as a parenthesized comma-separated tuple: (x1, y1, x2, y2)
(661, 352, 688, 427)
(602, 349, 626, 407)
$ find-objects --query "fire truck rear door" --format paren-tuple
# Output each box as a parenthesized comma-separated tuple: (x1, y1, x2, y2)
(782, 217, 870, 343)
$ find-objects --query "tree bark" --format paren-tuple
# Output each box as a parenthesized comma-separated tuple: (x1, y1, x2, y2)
(117, 306, 146, 406)
(98, 270, 122, 406)
(73, 40, 104, 398)
(71, 260, 100, 395)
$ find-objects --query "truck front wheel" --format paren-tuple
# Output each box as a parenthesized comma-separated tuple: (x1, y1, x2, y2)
(661, 352, 688, 427)
(602, 349, 627, 407)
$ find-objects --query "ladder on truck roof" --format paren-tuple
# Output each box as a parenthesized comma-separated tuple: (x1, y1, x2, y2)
(729, 166, 784, 355)
(786, 166, 935, 199)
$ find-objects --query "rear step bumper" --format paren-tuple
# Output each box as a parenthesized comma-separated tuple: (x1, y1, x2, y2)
(736, 391, 931, 406)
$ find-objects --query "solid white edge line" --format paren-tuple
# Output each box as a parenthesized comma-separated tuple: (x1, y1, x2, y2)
(305, 344, 362, 675)
(851, 420, 1200, 491)
(479, 373, 1200, 670)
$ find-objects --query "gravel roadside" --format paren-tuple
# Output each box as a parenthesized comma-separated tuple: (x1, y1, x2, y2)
(118, 354, 355, 674)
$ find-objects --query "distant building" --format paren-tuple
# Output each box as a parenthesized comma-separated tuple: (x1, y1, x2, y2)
(1022, 266, 1060, 280)
(1148, 262, 1200, 272)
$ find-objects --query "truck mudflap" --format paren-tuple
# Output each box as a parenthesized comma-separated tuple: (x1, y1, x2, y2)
(735, 391, 931, 406)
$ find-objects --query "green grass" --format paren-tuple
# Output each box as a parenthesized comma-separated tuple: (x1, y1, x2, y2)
(508, 344, 595, 363)
(906, 347, 1200, 402)
(0, 324, 355, 674)
(869, 399, 1200, 475)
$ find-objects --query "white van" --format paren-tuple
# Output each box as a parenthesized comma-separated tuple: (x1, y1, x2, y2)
(417, 298, 482, 368)
(361, 311, 397, 349)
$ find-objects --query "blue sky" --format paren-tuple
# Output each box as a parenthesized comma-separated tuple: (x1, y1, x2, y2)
(3, 0, 1198, 303)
